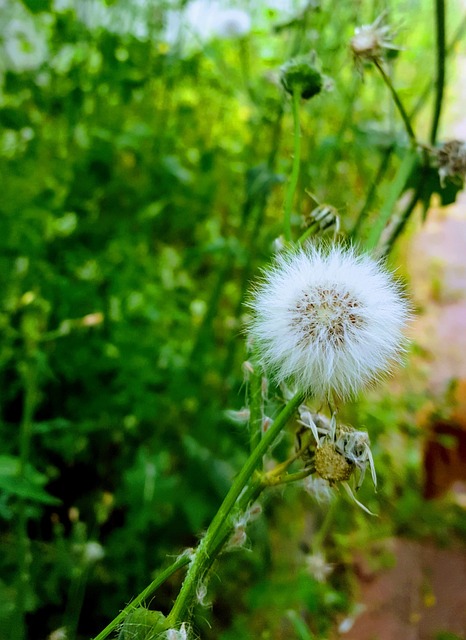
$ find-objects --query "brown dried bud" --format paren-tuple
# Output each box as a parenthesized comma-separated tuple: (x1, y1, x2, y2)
(315, 443, 353, 483)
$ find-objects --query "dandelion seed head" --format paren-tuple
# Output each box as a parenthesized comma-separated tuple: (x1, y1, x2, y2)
(247, 244, 409, 400)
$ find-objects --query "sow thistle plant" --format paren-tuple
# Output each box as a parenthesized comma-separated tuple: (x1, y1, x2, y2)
(93, 19, 419, 640)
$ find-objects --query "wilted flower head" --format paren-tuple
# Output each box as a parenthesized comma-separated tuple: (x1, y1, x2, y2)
(247, 244, 409, 400)
(434, 139, 466, 187)
(350, 13, 399, 67)
(299, 411, 378, 514)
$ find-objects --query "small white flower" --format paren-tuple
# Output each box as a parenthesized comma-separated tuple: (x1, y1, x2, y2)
(82, 541, 105, 564)
(247, 244, 409, 400)
(214, 8, 252, 39)
(3, 17, 48, 72)
(47, 629, 67, 640)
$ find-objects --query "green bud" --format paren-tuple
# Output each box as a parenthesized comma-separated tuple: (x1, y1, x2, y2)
(280, 54, 324, 100)
(119, 608, 168, 640)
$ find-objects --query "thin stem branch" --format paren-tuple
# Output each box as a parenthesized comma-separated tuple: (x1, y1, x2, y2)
(375, 175, 425, 259)
(167, 390, 306, 626)
(373, 59, 417, 145)
(365, 148, 418, 252)
(283, 89, 302, 242)
(350, 145, 394, 239)
(430, 0, 446, 145)
(92, 553, 191, 640)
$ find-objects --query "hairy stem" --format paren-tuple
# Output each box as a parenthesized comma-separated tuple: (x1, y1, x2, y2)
(92, 553, 192, 640)
(167, 390, 305, 626)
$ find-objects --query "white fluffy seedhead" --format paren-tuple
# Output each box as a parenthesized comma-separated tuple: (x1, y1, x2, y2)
(247, 244, 410, 400)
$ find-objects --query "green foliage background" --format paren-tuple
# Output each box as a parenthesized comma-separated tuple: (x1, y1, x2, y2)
(1, 1, 465, 638)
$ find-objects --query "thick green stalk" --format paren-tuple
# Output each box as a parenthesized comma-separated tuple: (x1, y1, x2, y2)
(410, 13, 466, 122)
(430, 0, 446, 145)
(92, 553, 191, 640)
(167, 390, 305, 626)
(283, 89, 302, 242)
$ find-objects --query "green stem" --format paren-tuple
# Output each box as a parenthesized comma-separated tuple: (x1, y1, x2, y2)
(430, 0, 446, 145)
(350, 145, 394, 239)
(365, 148, 418, 251)
(92, 553, 191, 640)
(264, 468, 314, 486)
(297, 221, 320, 245)
(206, 477, 265, 572)
(410, 12, 466, 122)
(311, 497, 338, 552)
(283, 89, 302, 242)
(14, 360, 39, 640)
(167, 390, 306, 626)
(373, 59, 417, 145)
(375, 174, 426, 259)
(248, 362, 263, 455)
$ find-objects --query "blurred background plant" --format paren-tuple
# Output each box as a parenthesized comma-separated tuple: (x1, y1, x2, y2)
(1, 1, 466, 639)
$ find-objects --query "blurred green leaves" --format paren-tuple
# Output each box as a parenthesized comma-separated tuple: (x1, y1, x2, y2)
(0, 1, 465, 638)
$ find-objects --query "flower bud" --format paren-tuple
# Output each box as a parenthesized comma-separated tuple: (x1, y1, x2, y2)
(119, 608, 168, 640)
(315, 443, 354, 483)
(280, 53, 324, 100)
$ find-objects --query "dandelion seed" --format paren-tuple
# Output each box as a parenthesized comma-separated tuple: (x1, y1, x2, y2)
(224, 408, 250, 424)
(303, 476, 334, 503)
(306, 551, 333, 582)
(196, 581, 209, 607)
(247, 244, 409, 400)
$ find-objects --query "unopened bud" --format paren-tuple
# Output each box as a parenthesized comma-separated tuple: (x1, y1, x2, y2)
(280, 53, 324, 100)
(119, 608, 168, 640)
